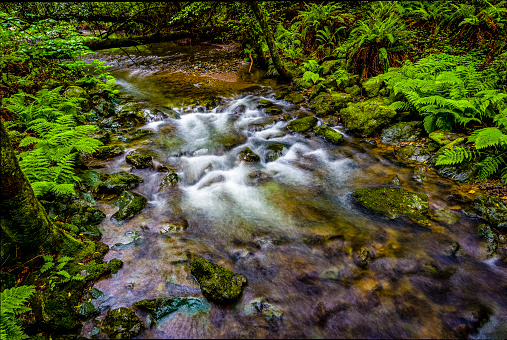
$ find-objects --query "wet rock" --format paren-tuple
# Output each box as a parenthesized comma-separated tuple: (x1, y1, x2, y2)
(339, 97, 397, 136)
(443, 241, 463, 258)
(257, 99, 274, 108)
(412, 166, 427, 184)
(125, 152, 153, 169)
(310, 92, 352, 116)
(319, 264, 355, 281)
(314, 125, 344, 145)
(478, 224, 499, 258)
(353, 187, 429, 221)
(93, 145, 125, 159)
(95, 172, 143, 195)
(432, 208, 460, 225)
(135, 297, 209, 320)
(243, 297, 283, 322)
(473, 195, 507, 230)
(429, 130, 467, 146)
(266, 143, 285, 162)
(359, 139, 377, 148)
(231, 248, 253, 261)
(395, 144, 431, 163)
(248, 170, 273, 185)
(238, 147, 260, 162)
(362, 78, 382, 97)
(391, 175, 401, 185)
(77, 301, 99, 320)
(355, 246, 375, 268)
(190, 257, 247, 304)
(285, 92, 305, 104)
(111, 231, 142, 250)
(265, 106, 282, 115)
(380, 121, 423, 145)
(159, 172, 180, 191)
(287, 116, 318, 132)
(45, 192, 105, 230)
(101, 307, 143, 339)
(422, 260, 456, 280)
(232, 104, 246, 115)
(111, 191, 147, 222)
(84, 288, 104, 300)
(116, 103, 146, 126)
(435, 161, 478, 184)
(275, 91, 288, 100)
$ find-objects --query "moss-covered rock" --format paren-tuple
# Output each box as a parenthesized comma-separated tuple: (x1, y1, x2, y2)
(380, 121, 423, 145)
(395, 144, 431, 163)
(310, 92, 352, 116)
(362, 78, 383, 98)
(125, 152, 153, 169)
(257, 99, 274, 108)
(266, 143, 286, 162)
(238, 148, 260, 162)
(321, 60, 339, 76)
(190, 257, 247, 304)
(77, 301, 99, 320)
(93, 145, 125, 159)
(275, 91, 288, 100)
(429, 130, 467, 146)
(285, 92, 305, 104)
(95, 172, 143, 196)
(344, 85, 361, 96)
(478, 224, 499, 258)
(287, 116, 318, 132)
(102, 307, 143, 339)
(116, 103, 146, 126)
(473, 195, 507, 230)
(111, 231, 142, 250)
(135, 297, 209, 320)
(353, 187, 429, 221)
(314, 125, 345, 145)
(45, 192, 106, 230)
(111, 191, 147, 222)
(265, 106, 282, 115)
(339, 97, 397, 136)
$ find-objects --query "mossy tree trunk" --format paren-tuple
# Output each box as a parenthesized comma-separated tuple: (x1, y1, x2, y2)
(247, 1, 294, 80)
(0, 119, 81, 264)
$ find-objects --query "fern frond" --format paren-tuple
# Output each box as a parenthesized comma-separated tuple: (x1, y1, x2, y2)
(436, 146, 474, 166)
(476, 153, 505, 181)
(470, 128, 507, 149)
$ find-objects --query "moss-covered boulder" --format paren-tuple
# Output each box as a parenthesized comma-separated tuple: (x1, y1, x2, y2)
(362, 78, 383, 98)
(111, 191, 147, 222)
(266, 143, 286, 162)
(321, 60, 339, 76)
(275, 91, 288, 100)
(395, 144, 431, 163)
(102, 307, 143, 339)
(339, 97, 397, 136)
(239, 148, 260, 162)
(257, 99, 274, 108)
(284, 92, 305, 104)
(478, 224, 499, 258)
(310, 92, 352, 116)
(95, 172, 143, 196)
(314, 125, 345, 145)
(125, 152, 153, 169)
(93, 145, 125, 159)
(287, 116, 318, 132)
(265, 106, 282, 115)
(429, 130, 467, 146)
(473, 195, 507, 230)
(116, 103, 146, 126)
(45, 192, 105, 229)
(135, 297, 209, 320)
(65, 85, 88, 99)
(190, 257, 247, 304)
(77, 301, 99, 320)
(344, 85, 361, 96)
(353, 187, 429, 221)
(380, 121, 423, 145)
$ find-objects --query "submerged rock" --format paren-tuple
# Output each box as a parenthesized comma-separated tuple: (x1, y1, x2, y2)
(126, 152, 153, 169)
(339, 97, 397, 136)
(266, 143, 286, 162)
(243, 297, 283, 322)
(77, 301, 99, 320)
(239, 148, 260, 162)
(101, 307, 143, 339)
(111, 231, 142, 250)
(314, 125, 344, 145)
(95, 172, 143, 195)
(111, 191, 148, 222)
(159, 172, 180, 190)
(395, 144, 431, 163)
(190, 257, 247, 304)
(473, 195, 507, 230)
(478, 224, 499, 258)
(380, 121, 423, 145)
(353, 187, 429, 221)
(287, 116, 318, 132)
(135, 297, 209, 320)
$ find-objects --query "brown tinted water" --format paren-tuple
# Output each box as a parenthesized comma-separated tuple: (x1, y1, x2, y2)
(80, 43, 507, 339)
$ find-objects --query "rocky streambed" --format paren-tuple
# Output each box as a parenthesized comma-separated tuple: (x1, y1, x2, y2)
(40, 42, 507, 339)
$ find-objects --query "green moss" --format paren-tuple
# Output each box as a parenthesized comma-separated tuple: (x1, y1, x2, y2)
(238, 148, 260, 162)
(111, 191, 147, 222)
(108, 259, 123, 274)
(473, 195, 507, 229)
(314, 125, 345, 145)
(344, 85, 361, 96)
(258, 99, 273, 108)
(102, 307, 143, 339)
(321, 60, 339, 76)
(429, 130, 467, 146)
(95, 172, 143, 195)
(190, 257, 247, 304)
(93, 145, 125, 159)
(287, 116, 318, 132)
(125, 153, 153, 169)
(265, 106, 282, 115)
(339, 97, 397, 136)
(310, 92, 352, 116)
(353, 187, 429, 221)
(362, 78, 382, 97)
(285, 92, 305, 104)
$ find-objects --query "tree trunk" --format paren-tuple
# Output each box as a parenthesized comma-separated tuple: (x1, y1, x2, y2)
(247, 1, 294, 80)
(0, 119, 81, 263)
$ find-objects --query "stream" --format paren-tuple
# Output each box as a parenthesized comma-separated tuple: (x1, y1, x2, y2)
(80, 43, 507, 339)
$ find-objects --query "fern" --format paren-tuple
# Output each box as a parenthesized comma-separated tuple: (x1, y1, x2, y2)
(436, 146, 474, 166)
(0, 285, 36, 340)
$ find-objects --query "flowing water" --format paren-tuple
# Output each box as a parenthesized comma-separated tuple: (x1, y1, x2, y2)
(81, 43, 507, 339)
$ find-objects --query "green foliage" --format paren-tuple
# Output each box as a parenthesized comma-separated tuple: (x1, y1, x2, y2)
(38, 255, 85, 291)
(0, 285, 35, 340)
(2, 86, 102, 196)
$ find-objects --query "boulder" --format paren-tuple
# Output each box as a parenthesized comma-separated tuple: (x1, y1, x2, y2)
(429, 130, 467, 146)
(135, 297, 209, 320)
(266, 143, 285, 162)
(362, 78, 383, 98)
(339, 97, 397, 136)
(310, 92, 352, 116)
(95, 172, 143, 195)
(473, 195, 507, 230)
(111, 191, 147, 222)
(239, 148, 260, 162)
(284, 92, 305, 104)
(478, 224, 499, 258)
(314, 125, 344, 145)
(353, 187, 429, 221)
(395, 144, 431, 163)
(45, 192, 105, 231)
(190, 257, 247, 304)
(321, 60, 339, 76)
(344, 85, 361, 96)
(126, 152, 153, 169)
(287, 116, 318, 132)
(380, 121, 423, 145)
(93, 145, 125, 159)
(116, 103, 146, 126)
(257, 99, 274, 108)
(265, 106, 282, 115)
(101, 307, 143, 339)
(65, 86, 88, 99)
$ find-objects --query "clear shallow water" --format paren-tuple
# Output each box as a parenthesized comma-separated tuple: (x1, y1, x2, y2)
(82, 45, 507, 339)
